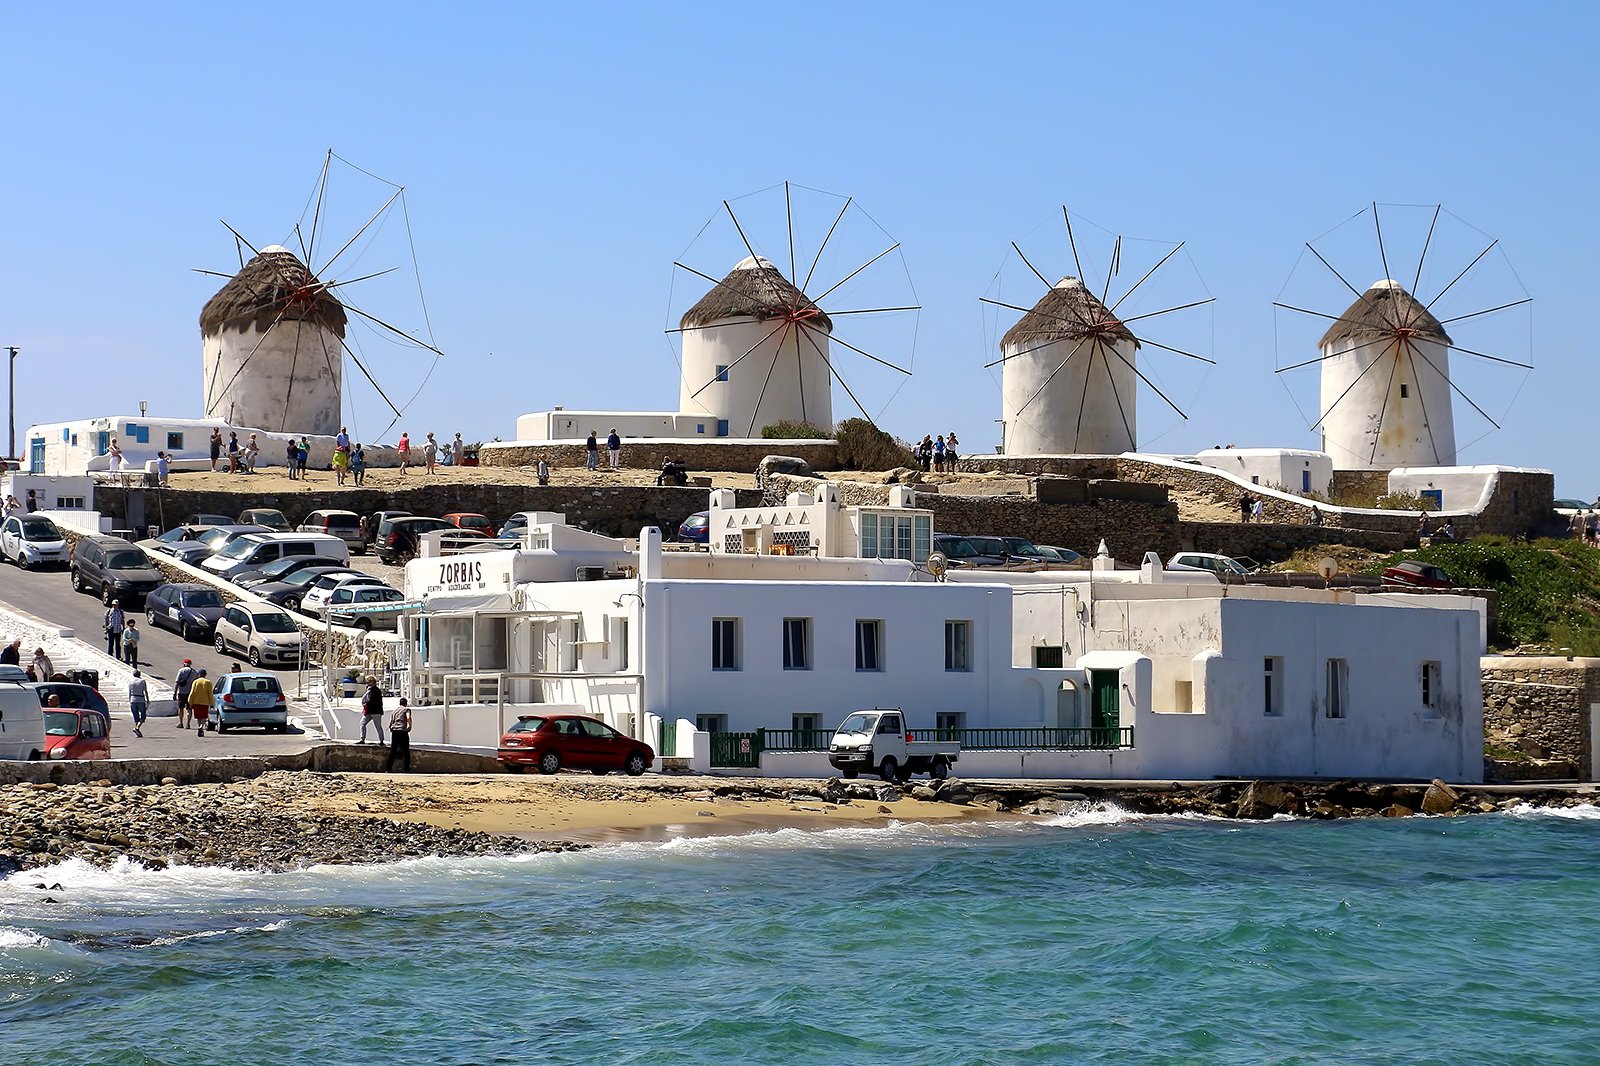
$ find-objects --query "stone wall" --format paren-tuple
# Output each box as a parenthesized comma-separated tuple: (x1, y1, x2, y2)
(1480, 656, 1600, 780)
(1177, 521, 1410, 559)
(480, 439, 841, 473)
(95, 484, 761, 540)
(0, 745, 503, 786)
(1330, 469, 1390, 505)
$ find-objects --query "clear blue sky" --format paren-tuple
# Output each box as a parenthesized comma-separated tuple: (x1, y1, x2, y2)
(4, 3, 1594, 494)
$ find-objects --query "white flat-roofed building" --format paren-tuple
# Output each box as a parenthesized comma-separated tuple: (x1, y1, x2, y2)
(398, 491, 1486, 782)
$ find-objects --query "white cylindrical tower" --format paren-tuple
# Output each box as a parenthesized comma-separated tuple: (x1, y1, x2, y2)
(1000, 277, 1139, 455)
(1318, 279, 1455, 469)
(679, 256, 833, 436)
(200, 246, 346, 435)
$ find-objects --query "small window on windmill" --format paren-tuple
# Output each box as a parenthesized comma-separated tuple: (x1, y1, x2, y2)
(1400, 383, 1409, 398)
(715, 365, 730, 382)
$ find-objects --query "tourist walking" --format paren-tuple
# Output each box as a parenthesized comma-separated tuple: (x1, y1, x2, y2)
(103, 601, 125, 658)
(585, 431, 599, 471)
(933, 435, 946, 473)
(451, 432, 465, 467)
(385, 698, 413, 773)
(286, 438, 299, 479)
(2, 495, 19, 520)
(336, 426, 351, 452)
(1309, 505, 1323, 527)
(359, 676, 386, 744)
(1419, 513, 1431, 538)
(155, 452, 170, 486)
(30, 647, 52, 681)
(173, 658, 197, 729)
(246, 433, 260, 473)
(0, 640, 20, 666)
(107, 438, 125, 484)
(297, 437, 311, 479)
(397, 432, 411, 474)
(946, 432, 960, 466)
(606, 428, 621, 470)
(209, 428, 223, 471)
(227, 432, 241, 473)
(1238, 494, 1253, 523)
(424, 432, 439, 474)
(535, 458, 550, 486)
(351, 444, 367, 485)
(121, 619, 140, 667)
(1252, 498, 1264, 523)
(127, 670, 148, 738)
(24, 489, 37, 513)
(188, 669, 213, 737)
(332, 443, 349, 485)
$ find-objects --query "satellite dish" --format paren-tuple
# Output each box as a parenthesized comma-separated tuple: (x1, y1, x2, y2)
(1317, 556, 1339, 580)
(926, 551, 949, 579)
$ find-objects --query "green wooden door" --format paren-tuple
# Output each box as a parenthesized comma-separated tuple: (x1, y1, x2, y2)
(1090, 670, 1120, 745)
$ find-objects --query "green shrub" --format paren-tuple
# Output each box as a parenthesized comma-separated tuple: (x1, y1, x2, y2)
(834, 418, 914, 470)
(761, 420, 830, 440)
(1375, 491, 1433, 511)
(1366, 539, 1600, 651)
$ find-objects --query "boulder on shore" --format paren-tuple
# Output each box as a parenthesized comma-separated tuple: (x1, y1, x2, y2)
(1234, 781, 1300, 820)
(1420, 779, 1460, 815)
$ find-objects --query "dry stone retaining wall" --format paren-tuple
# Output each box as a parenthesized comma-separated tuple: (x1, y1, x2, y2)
(481, 439, 840, 473)
(1480, 657, 1600, 780)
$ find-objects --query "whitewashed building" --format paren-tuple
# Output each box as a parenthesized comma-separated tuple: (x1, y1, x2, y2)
(22, 415, 399, 476)
(1192, 448, 1334, 497)
(398, 488, 1487, 783)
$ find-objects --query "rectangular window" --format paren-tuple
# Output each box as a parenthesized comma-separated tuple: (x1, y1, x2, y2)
(1173, 680, 1194, 712)
(858, 512, 933, 563)
(855, 619, 883, 672)
(55, 496, 86, 509)
(712, 618, 740, 671)
(1264, 657, 1283, 716)
(696, 713, 727, 734)
(944, 620, 971, 671)
(792, 712, 821, 733)
(782, 617, 811, 670)
(1325, 658, 1348, 719)
(1421, 660, 1441, 715)
(1400, 383, 1410, 398)
(859, 513, 878, 559)
(716, 420, 730, 437)
(695, 423, 705, 435)
(167, 432, 184, 449)
(715, 365, 729, 382)
(1033, 645, 1064, 669)
(612, 617, 629, 671)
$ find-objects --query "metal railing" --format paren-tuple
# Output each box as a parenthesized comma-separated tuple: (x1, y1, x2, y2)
(760, 728, 835, 752)
(928, 726, 1134, 750)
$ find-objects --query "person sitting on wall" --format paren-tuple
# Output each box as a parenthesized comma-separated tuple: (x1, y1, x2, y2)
(657, 459, 688, 487)
(1434, 520, 1456, 543)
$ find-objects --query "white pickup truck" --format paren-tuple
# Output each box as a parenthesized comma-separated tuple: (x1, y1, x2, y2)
(827, 708, 959, 782)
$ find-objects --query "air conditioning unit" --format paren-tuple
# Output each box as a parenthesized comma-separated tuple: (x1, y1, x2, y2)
(575, 566, 607, 581)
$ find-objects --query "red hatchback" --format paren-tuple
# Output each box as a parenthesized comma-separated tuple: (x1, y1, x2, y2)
(498, 714, 654, 776)
(44, 707, 111, 760)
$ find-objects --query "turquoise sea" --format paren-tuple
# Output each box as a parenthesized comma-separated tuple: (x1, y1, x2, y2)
(2, 803, 1597, 1065)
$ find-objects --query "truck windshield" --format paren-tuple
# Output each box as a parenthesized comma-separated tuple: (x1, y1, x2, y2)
(836, 713, 878, 735)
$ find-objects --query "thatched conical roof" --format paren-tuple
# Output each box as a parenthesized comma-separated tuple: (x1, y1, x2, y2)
(679, 256, 832, 332)
(1319, 279, 1450, 348)
(200, 246, 348, 337)
(1000, 277, 1138, 351)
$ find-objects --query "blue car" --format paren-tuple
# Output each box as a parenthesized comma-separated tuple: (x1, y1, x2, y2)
(677, 511, 709, 543)
(210, 672, 289, 734)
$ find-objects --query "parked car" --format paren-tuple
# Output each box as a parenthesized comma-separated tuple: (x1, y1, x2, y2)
(497, 713, 654, 776)
(233, 554, 344, 589)
(1382, 560, 1457, 589)
(298, 509, 368, 554)
(999, 536, 1074, 568)
(253, 566, 361, 611)
(161, 524, 267, 566)
(184, 513, 234, 526)
(1167, 552, 1252, 577)
(208, 672, 289, 734)
(376, 516, 456, 564)
(2, 514, 68, 569)
(0, 680, 47, 760)
(326, 585, 411, 631)
(677, 511, 710, 544)
(301, 572, 388, 614)
(42, 706, 110, 760)
(145, 583, 227, 641)
(442, 513, 495, 537)
(828, 708, 958, 782)
(932, 534, 1007, 568)
(141, 523, 216, 561)
(369, 510, 413, 541)
(32, 682, 110, 719)
(499, 511, 536, 539)
(237, 508, 292, 532)
(201, 532, 350, 578)
(1035, 545, 1083, 564)
(214, 604, 304, 668)
(70, 536, 164, 605)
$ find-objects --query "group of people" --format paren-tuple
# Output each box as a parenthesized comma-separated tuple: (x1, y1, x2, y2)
(1, 491, 38, 518)
(913, 433, 960, 473)
(102, 600, 143, 665)
(584, 429, 623, 471)
(396, 430, 467, 474)
(1417, 513, 1456, 543)
(1569, 508, 1599, 546)
(208, 429, 266, 474)
(1, 639, 55, 682)
(1238, 494, 1265, 523)
(358, 675, 414, 772)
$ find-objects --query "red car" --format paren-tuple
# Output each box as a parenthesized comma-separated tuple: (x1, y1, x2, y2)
(498, 714, 653, 776)
(44, 707, 111, 760)
(441, 513, 495, 537)
(1382, 561, 1457, 589)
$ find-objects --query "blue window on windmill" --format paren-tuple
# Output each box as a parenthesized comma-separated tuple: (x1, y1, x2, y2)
(715, 365, 730, 382)
(716, 420, 730, 437)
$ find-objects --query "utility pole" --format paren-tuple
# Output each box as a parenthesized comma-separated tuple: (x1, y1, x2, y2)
(5, 346, 18, 462)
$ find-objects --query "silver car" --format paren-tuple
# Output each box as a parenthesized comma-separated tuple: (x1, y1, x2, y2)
(213, 604, 304, 669)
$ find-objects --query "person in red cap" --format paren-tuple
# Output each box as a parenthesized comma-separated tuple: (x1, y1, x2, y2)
(173, 658, 197, 729)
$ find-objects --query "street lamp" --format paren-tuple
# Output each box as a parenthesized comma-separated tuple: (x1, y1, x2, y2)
(6, 346, 18, 462)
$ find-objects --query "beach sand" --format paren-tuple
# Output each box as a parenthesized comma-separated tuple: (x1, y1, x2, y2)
(284, 773, 1009, 843)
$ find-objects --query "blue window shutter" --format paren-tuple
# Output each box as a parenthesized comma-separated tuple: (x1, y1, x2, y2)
(717, 420, 730, 437)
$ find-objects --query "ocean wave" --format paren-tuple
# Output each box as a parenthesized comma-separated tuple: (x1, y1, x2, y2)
(1502, 802, 1600, 821)
(0, 926, 50, 950)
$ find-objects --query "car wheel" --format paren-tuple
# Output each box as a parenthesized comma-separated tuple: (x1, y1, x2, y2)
(214, 633, 226, 654)
(355, 619, 372, 632)
(71, 570, 84, 593)
(249, 648, 261, 668)
(930, 757, 950, 781)
(624, 752, 647, 777)
(878, 756, 899, 783)
(216, 722, 227, 734)
(841, 768, 859, 779)
(147, 609, 159, 630)
(538, 752, 561, 775)
(285, 596, 301, 611)
(14, 553, 27, 571)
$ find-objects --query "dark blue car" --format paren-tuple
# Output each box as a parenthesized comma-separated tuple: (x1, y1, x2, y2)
(677, 511, 709, 544)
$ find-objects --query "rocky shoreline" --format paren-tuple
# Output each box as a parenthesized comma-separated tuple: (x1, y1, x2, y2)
(0, 776, 586, 877)
(1, 772, 1592, 878)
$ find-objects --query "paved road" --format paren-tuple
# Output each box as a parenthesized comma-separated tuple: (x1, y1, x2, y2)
(0, 561, 322, 758)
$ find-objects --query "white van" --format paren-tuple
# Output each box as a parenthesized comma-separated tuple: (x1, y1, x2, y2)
(0, 681, 46, 760)
(202, 532, 350, 579)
